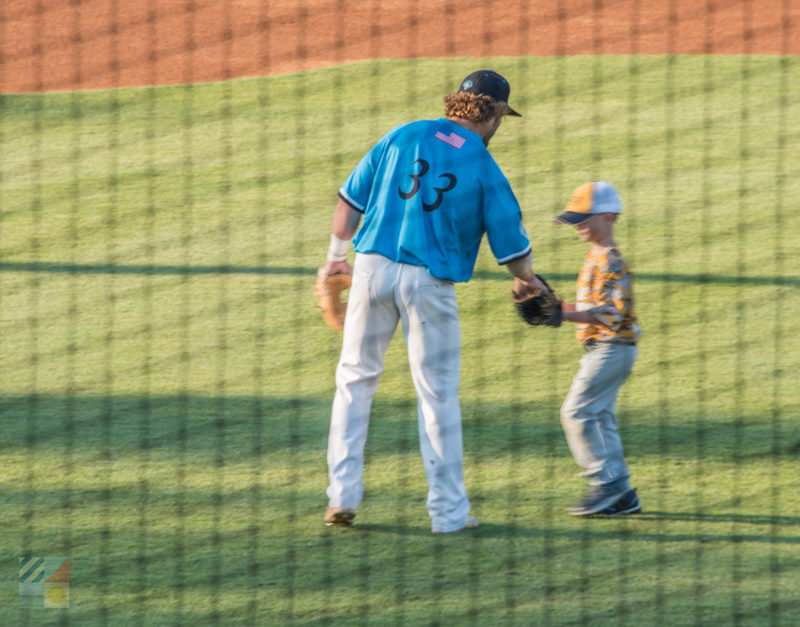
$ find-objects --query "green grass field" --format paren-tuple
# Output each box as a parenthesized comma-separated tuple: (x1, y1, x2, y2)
(2, 55, 799, 625)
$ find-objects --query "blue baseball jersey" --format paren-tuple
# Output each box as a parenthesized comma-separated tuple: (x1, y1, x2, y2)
(338, 118, 531, 282)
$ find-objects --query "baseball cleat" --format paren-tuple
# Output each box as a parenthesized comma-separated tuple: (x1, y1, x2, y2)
(324, 507, 356, 526)
(568, 483, 628, 516)
(599, 489, 641, 516)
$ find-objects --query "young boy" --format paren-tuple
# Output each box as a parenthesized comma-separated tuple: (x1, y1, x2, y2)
(553, 181, 642, 516)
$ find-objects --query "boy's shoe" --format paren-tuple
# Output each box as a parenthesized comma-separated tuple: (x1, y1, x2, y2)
(568, 483, 628, 516)
(432, 516, 480, 533)
(599, 488, 641, 516)
(324, 507, 356, 526)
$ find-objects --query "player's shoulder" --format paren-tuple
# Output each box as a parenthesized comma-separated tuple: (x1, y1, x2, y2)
(602, 246, 631, 273)
(378, 121, 415, 144)
(367, 121, 429, 158)
(376, 119, 440, 150)
(409, 118, 491, 151)
(606, 245, 627, 262)
(385, 119, 439, 138)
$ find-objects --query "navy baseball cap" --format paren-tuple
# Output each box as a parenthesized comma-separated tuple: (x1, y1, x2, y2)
(458, 69, 521, 117)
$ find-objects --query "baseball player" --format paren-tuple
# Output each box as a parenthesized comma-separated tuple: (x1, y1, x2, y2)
(321, 70, 545, 533)
(553, 181, 642, 516)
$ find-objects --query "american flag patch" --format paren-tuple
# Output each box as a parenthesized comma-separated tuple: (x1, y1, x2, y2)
(434, 131, 466, 149)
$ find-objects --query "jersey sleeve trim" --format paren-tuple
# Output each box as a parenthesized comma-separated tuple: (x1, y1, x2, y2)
(496, 244, 532, 265)
(338, 189, 365, 213)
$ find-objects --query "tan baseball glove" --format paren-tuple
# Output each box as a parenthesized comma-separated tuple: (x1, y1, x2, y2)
(315, 268, 352, 331)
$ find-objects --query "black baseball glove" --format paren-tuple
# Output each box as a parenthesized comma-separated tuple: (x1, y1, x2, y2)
(512, 274, 563, 327)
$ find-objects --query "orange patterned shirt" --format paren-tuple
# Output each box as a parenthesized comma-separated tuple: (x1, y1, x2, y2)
(575, 245, 641, 345)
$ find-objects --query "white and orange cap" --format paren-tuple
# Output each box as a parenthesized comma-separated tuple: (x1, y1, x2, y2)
(553, 181, 622, 225)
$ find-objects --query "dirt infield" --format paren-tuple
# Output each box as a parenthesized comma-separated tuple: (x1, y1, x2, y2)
(2, 0, 797, 92)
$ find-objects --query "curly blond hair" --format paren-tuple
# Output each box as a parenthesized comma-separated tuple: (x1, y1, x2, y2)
(443, 92, 510, 123)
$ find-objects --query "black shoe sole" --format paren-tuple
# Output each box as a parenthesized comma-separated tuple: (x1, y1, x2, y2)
(603, 505, 642, 517)
(568, 491, 628, 516)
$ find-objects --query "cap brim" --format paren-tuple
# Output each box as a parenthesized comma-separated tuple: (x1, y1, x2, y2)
(553, 211, 594, 225)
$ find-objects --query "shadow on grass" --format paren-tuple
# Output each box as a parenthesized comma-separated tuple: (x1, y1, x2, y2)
(0, 261, 317, 277)
(2, 394, 796, 460)
(1, 261, 798, 287)
(636, 511, 800, 526)
(353, 520, 800, 544)
(476, 522, 800, 544)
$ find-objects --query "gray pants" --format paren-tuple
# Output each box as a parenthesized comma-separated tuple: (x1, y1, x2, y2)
(560, 342, 637, 487)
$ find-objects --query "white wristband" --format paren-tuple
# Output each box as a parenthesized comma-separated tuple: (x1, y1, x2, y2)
(327, 234, 350, 262)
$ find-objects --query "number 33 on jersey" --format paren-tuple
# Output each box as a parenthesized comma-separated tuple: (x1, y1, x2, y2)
(398, 159, 457, 212)
(338, 118, 531, 283)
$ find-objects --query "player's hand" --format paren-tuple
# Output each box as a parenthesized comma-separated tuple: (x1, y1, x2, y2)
(321, 259, 352, 277)
(512, 274, 547, 298)
(511, 274, 563, 327)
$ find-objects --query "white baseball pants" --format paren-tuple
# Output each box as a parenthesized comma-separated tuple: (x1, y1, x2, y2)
(326, 253, 471, 532)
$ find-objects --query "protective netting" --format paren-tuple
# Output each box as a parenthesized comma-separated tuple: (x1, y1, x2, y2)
(2, 1, 798, 624)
